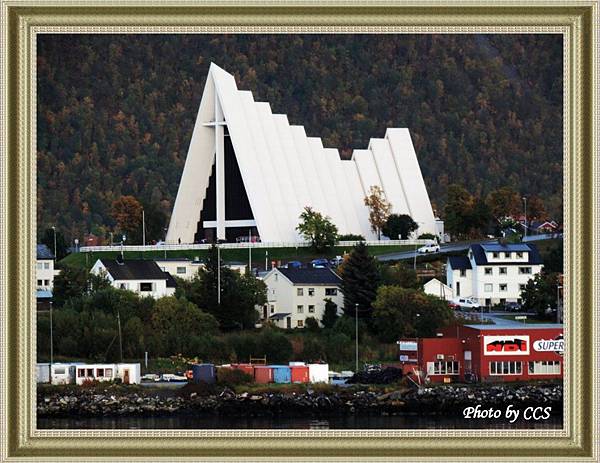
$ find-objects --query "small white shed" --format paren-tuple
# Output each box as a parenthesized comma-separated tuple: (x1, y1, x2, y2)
(423, 278, 453, 301)
(308, 363, 329, 383)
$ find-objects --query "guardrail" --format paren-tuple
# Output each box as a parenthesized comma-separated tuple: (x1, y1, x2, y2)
(79, 239, 433, 253)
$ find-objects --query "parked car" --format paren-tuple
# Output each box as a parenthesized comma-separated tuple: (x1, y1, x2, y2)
(504, 301, 522, 312)
(448, 301, 460, 310)
(141, 373, 160, 382)
(452, 297, 480, 310)
(311, 258, 329, 268)
(329, 255, 344, 266)
(417, 243, 440, 254)
(287, 260, 302, 269)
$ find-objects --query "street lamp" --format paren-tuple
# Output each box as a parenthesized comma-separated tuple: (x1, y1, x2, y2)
(355, 303, 359, 373)
(49, 301, 53, 370)
(217, 244, 221, 305)
(522, 196, 527, 238)
(74, 238, 79, 253)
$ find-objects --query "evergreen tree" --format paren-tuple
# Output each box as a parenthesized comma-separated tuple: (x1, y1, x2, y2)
(340, 242, 381, 317)
(321, 298, 339, 328)
(381, 214, 418, 240)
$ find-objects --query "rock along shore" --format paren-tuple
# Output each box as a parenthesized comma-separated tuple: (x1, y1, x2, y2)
(37, 382, 562, 418)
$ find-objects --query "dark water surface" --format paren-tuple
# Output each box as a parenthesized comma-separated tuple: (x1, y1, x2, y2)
(38, 414, 563, 430)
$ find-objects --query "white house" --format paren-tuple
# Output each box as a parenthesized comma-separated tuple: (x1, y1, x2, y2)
(260, 267, 344, 329)
(423, 278, 453, 301)
(91, 258, 176, 298)
(154, 257, 204, 281)
(166, 63, 440, 244)
(74, 363, 141, 385)
(446, 243, 544, 306)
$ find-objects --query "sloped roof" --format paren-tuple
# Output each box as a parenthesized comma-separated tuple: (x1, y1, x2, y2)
(470, 243, 543, 266)
(100, 259, 167, 280)
(166, 63, 437, 244)
(277, 267, 342, 285)
(36, 244, 54, 260)
(448, 255, 472, 270)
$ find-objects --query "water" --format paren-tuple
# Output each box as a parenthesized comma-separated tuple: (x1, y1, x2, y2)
(38, 414, 563, 430)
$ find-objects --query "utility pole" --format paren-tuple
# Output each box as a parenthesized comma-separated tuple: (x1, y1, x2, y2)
(522, 196, 527, 238)
(355, 303, 359, 373)
(49, 301, 53, 370)
(265, 250, 268, 271)
(217, 244, 221, 305)
(51, 226, 57, 262)
(248, 229, 252, 273)
(142, 209, 146, 247)
(109, 232, 113, 247)
(557, 284, 563, 323)
(117, 311, 123, 363)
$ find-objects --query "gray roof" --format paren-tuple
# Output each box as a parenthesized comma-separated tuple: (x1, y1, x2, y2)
(277, 267, 342, 285)
(36, 244, 54, 260)
(100, 259, 168, 280)
(481, 243, 531, 252)
(464, 324, 563, 330)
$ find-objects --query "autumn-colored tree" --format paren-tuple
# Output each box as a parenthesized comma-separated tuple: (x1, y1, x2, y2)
(364, 186, 392, 240)
(444, 184, 475, 238)
(111, 196, 143, 240)
(525, 195, 547, 221)
(486, 187, 522, 220)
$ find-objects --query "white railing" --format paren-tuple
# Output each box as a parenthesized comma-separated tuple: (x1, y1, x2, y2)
(79, 239, 433, 253)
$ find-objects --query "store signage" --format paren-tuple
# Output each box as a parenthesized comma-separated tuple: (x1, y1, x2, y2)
(398, 341, 418, 351)
(484, 335, 530, 356)
(533, 335, 564, 355)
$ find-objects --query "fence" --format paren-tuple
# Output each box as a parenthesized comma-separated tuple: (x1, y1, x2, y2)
(79, 239, 433, 253)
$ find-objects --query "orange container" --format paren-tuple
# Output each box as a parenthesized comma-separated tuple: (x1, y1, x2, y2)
(232, 363, 255, 377)
(290, 365, 309, 383)
(253, 366, 274, 384)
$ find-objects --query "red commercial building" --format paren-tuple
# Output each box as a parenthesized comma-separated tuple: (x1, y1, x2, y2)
(398, 324, 563, 383)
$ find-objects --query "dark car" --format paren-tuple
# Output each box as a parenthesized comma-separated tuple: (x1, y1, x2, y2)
(504, 301, 522, 312)
(287, 260, 302, 269)
(311, 258, 329, 268)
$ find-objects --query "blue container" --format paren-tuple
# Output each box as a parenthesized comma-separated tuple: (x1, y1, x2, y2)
(192, 363, 215, 384)
(270, 365, 291, 384)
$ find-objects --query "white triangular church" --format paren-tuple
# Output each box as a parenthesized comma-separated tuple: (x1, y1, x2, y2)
(166, 63, 438, 244)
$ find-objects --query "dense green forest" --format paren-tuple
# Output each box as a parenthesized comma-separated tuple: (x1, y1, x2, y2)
(37, 34, 563, 243)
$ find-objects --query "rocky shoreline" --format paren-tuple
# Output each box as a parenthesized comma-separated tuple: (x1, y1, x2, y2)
(37, 382, 562, 418)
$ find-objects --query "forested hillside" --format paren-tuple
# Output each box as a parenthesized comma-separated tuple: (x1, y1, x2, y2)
(37, 34, 563, 242)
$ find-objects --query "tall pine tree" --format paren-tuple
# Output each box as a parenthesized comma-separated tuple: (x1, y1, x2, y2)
(340, 242, 381, 317)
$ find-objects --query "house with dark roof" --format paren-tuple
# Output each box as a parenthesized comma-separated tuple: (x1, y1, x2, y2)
(36, 244, 57, 308)
(91, 258, 176, 298)
(446, 243, 544, 307)
(260, 267, 344, 329)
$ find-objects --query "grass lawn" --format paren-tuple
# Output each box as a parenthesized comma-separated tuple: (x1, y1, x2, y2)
(59, 244, 414, 269)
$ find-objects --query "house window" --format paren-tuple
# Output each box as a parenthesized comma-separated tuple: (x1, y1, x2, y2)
(484, 268, 492, 275)
(325, 288, 337, 296)
(176, 267, 186, 274)
(493, 252, 499, 258)
(504, 252, 511, 258)
(427, 361, 459, 375)
(499, 267, 507, 275)
(484, 284, 493, 292)
(54, 367, 65, 375)
(44, 280, 50, 286)
(37, 263, 43, 270)
(96, 369, 105, 377)
(308, 288, 315, 296)
(105, 368, 113, 378)
(460, 269, 466, 277)
(44, 262, 50, 269)
(519, 284, 526, 291)
(270, 305, 275, 313)
(528, 361, 561, 375)
(77, 369, 85, 377)
(489, 361, 522, 375)
(297, 320, 304, 328)
(499, 284, 508, 291)
(308, 305, 315, 313)
(519, 267, 532, 274)
(485, 298, 491, 306)
(297, 305, 304, 314)
(516, 252, 523, 258)
(37, 279, 43, 286)
(297, 288, 304, 296)
(119, 283, 128, 290)
(140, 282, 153, 292)
(86, 368, 94, 377)
(499, 298, 506, 305)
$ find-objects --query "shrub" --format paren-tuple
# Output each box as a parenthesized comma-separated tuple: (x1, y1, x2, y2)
(338, 234, 365, 241)
(217, 367, 253, 385)
(417, 233, 437, 240)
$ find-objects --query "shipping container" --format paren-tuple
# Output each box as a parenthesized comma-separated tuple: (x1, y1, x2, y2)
(308, 363, 329, 383)
(253, 365, 274, 384)
(290, 365, 309, 383)
(192, 363, 216, 384)
(271, 365, 291, 384)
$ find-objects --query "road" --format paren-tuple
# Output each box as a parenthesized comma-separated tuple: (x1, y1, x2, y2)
(376, 234, 561, 262)
(458, 311, 539, 326)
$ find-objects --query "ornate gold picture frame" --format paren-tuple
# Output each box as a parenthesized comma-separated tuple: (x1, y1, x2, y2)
(1, 1, 597, 460)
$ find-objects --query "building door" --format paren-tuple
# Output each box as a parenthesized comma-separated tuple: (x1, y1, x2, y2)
(263, 305, 267, 319)
(456, 282, 460, 296)
(286, 317, 291, 329)
(123, 369, 130, 385)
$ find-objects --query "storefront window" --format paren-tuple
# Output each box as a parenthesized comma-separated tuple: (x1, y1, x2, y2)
(528, 361, 560, 375)
(427, 361, 459, 375)
(489, 361, 522, 375)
